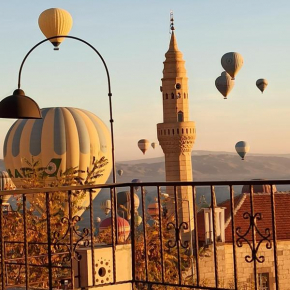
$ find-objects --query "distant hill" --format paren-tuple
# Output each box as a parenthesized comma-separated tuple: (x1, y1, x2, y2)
(116, 153, 290, 182)
(3, 153, 290, 228)
(2, 151, 290, 181)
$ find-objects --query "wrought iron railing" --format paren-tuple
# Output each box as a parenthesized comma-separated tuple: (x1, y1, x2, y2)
(0, 179, 288, 289)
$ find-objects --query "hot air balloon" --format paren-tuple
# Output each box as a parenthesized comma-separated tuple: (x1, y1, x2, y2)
(221, 52, 244, 79)
(117, 169, 124, 177)
(3, 107, 112, 216)
(235, 141, 250, 160)
(138, 139, 150, 155)
(134, 215, 143, 227)
(0, 171, 15, 203)
(151, 142, 156, 149)
(38, 8, 73, 50)
(117, 191, 140, 220)
(131, 179, 141, 191)
(100, 200, 111, 215)
(99, 216, 131, 244)
(256, 79, 268, 93)
(96, 217, 101, 223)
(215, 71, 235, 99)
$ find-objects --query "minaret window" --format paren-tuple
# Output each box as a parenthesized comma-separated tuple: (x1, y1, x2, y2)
(175, 83, 181, 89)
(178, 111, 184, 122)
(171, 93, 174, 99)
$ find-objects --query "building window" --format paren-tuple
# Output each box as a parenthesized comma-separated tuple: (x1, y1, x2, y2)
(177, 128, 179, 134)
(168, 129, 170, 135)
(178, 111, 184, 122)
(186, 128, 188, 134)
(184, 93, 186, 99)
(182, 128, 184, 134)
(160, 130, 162, 135)
(166, 93, 168, 99)
(164, 130, 166, 135)
(171, 93, 174, 99)
(172, 129, 174, 135)
(258, 273, 269, 290)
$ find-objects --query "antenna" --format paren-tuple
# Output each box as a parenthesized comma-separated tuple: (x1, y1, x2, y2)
(170, 10, 175, 33)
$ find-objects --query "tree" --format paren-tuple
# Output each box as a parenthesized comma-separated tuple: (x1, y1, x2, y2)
(1, 155, 108, 288)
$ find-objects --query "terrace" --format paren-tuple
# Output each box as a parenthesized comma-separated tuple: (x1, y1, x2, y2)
(0, 179, 286, 290)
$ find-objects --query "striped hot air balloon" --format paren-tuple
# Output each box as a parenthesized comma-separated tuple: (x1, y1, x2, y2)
(38, 8, 73, 50)
(99, 216, 131, 244)
(235, 141, 250, 160)
(138, 139, 150, 154)
(117, 191, 140, 220)
(3, 107, 112, 214)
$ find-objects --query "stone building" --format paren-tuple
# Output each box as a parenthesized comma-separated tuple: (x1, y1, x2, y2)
(197, 189, 290, 289)
(157, 17, 196, 225)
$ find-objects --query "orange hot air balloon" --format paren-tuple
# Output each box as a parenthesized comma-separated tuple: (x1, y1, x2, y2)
(38, 8, 73, 50)
(138, 139, 150, 154)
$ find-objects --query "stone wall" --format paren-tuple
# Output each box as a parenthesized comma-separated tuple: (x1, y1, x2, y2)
(196, 240, 290, 289)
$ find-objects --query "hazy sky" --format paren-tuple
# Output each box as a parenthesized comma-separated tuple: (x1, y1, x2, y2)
(0, 1, 290, 161)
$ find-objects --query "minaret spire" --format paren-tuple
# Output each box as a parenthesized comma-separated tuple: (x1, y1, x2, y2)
(170, 10, 175, 32)
(157, 14, 196, 229)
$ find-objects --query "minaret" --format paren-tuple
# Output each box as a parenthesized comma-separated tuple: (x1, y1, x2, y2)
(157, 14, 196, 226)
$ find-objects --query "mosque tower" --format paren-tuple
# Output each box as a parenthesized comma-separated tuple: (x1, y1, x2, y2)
(157, 14, 196, 225)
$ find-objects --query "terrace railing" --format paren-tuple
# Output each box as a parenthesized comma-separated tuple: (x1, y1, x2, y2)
(0, 179, 288, 290)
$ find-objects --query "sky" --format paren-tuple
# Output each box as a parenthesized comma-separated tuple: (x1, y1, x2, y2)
(0, 1, 290, 161)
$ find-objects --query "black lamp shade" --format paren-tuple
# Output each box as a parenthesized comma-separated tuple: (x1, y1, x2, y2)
(0, 89, 42, 119)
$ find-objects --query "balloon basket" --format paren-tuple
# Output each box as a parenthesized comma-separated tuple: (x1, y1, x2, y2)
(54, 47, 59, 51)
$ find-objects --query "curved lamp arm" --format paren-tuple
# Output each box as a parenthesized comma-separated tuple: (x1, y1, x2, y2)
(17, 35, 116, 183)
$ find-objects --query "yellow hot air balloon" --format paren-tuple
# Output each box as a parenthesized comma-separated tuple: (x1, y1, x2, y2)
(38, 8, 73, 50)
(256, 79, 268, 93)
(138, 139, 150, 154)
(221, 52, 244, 79)
(3, 107, 112, 216)
(215, 71, 235, 99)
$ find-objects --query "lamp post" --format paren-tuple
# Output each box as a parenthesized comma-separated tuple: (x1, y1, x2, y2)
(0, 35, 116, 184)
